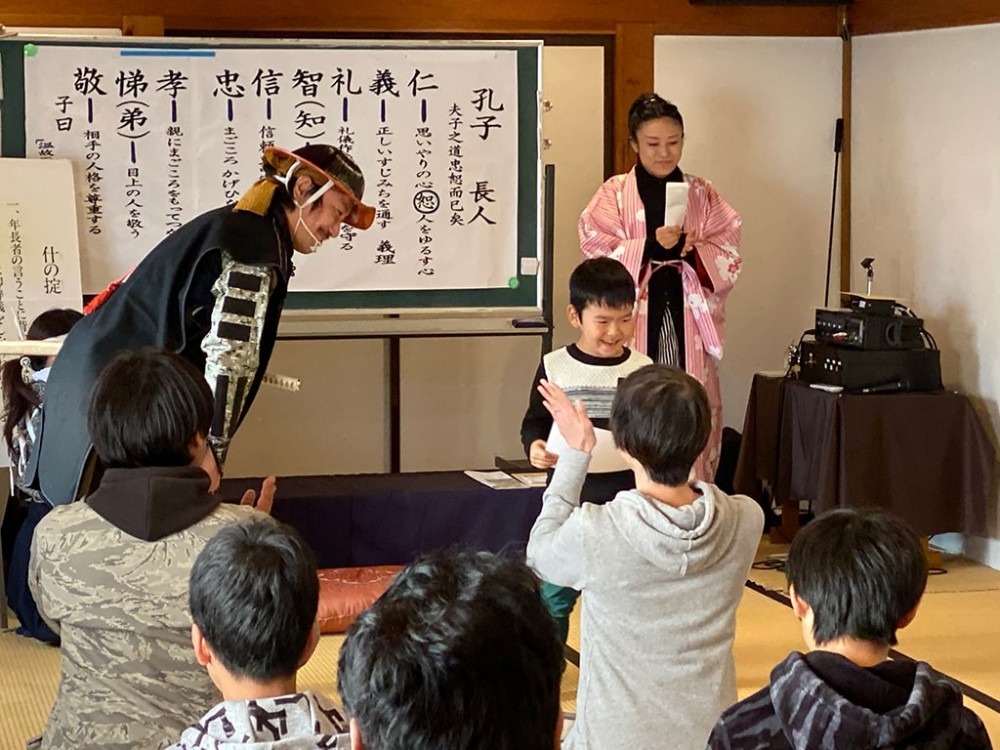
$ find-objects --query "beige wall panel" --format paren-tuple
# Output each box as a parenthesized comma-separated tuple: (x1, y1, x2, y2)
(225, 338, 387, 477)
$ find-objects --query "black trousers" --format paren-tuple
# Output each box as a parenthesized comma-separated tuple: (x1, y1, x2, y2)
(6, 500, 58, 643)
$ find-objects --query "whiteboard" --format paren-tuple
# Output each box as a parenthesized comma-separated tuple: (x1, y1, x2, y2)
(21, 43, 521, 294)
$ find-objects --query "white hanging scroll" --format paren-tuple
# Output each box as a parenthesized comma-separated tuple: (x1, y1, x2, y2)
(0, 157, 84, 340)
(23, 44, 520, 295)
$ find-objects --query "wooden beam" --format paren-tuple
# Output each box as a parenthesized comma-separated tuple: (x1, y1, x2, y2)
(0, 13, 124, 29)
(650, 6, 836, 36)
(167, 17, 616, 35)
(613, 23, 653, 176)
(849, 0, 1000, 35)
(122, 15, 165, 36)
(2, 0, 838, 37)
(170, 9, 836, 37)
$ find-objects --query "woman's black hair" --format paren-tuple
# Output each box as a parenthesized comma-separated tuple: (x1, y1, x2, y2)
(1, 308, 83, 457)
(627, 93, 684, 141)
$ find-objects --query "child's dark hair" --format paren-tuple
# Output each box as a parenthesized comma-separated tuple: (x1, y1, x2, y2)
(87, 348, 213, 468)
(569, 258, 636, 316)
(786, 508, 927, 648)
(338, 549, 564, 750)
(1, 308, 83, 457)
(628, 93, 684, 140)
(611, 364, 709, 486)
(190, 519, 319, 682)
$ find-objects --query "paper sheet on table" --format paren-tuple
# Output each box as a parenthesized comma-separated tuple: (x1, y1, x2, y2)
(664, 181, 689, 229)
(546, 425, 629, 474)
(463, 470, 525, 490)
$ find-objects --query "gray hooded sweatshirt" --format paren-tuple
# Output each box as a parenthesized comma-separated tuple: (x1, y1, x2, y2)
(527, 448, 764, 750)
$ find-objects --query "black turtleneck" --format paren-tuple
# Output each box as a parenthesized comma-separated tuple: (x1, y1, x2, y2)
(635, 161, 687, 366)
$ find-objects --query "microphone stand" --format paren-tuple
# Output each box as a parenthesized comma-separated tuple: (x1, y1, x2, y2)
(824, 118, 844, 308)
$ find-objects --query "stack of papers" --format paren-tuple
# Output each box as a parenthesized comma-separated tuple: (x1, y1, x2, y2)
(511, 472, 547, 488)
(464, 471, 548, 490)
(463, 470, 526, 490)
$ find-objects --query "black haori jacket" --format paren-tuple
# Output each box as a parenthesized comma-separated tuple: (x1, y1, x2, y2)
(26, 205, 293, 506)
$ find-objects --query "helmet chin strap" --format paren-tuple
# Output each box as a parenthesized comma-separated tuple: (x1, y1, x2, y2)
(293, 206, 322, 250)
(290, 175, 334, 251)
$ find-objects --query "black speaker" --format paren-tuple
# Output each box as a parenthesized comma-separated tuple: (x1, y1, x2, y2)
(799, 341, 942, 392)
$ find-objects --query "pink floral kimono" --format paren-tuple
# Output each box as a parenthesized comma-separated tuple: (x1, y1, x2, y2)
(578, 168, 742, 481)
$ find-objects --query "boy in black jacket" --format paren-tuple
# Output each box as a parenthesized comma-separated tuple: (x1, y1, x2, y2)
(708, 508, 991, 750)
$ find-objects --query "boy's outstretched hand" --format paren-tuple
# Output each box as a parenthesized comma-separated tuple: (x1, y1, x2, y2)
(240, 476, 276, 515)
(538, 379, 597, 454)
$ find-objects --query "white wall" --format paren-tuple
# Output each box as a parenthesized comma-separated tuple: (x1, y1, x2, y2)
(654, 36, 842, 430)
(853, 24, 1000, 557)
(225, 339, 388, 476)
(226, 45, 606, 476)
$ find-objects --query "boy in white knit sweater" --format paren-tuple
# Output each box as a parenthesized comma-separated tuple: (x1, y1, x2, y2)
(527, 365, 763, 750)
(520, 257, 651, 640)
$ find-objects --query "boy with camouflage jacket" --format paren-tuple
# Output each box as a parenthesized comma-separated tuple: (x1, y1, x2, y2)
(28, 350, 273, 750)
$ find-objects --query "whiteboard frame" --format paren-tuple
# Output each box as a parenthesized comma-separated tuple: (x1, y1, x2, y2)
(2, 34, 545, 323)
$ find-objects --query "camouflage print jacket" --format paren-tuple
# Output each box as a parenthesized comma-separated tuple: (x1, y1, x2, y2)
(28, 465, 260, 750)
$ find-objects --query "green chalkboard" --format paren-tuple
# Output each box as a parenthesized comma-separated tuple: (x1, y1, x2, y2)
(0, 37, 541, 311)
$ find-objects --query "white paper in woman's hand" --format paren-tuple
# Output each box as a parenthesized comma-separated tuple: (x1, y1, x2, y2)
(664, 181, 689, 228)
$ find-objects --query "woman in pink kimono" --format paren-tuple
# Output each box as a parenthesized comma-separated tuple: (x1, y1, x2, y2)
(578, 93, 741, 481)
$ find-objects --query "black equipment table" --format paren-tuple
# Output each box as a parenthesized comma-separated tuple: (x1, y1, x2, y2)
(734, 375, 993, 542)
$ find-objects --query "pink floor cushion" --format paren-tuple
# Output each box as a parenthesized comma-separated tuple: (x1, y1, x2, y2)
(316, 565, 404, 634)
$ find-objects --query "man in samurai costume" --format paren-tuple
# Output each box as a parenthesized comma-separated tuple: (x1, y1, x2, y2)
(25, 144, 374, 504)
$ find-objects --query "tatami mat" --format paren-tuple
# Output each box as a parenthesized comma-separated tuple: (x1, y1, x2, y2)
(297, 632, 345, 698)
(750, 538, 1000, 596)
(3, 537, 999, 748)
(0, 624, 59, 747)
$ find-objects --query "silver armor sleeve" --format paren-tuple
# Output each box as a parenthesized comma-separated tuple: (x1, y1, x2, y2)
(201, 255, 274, 467)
